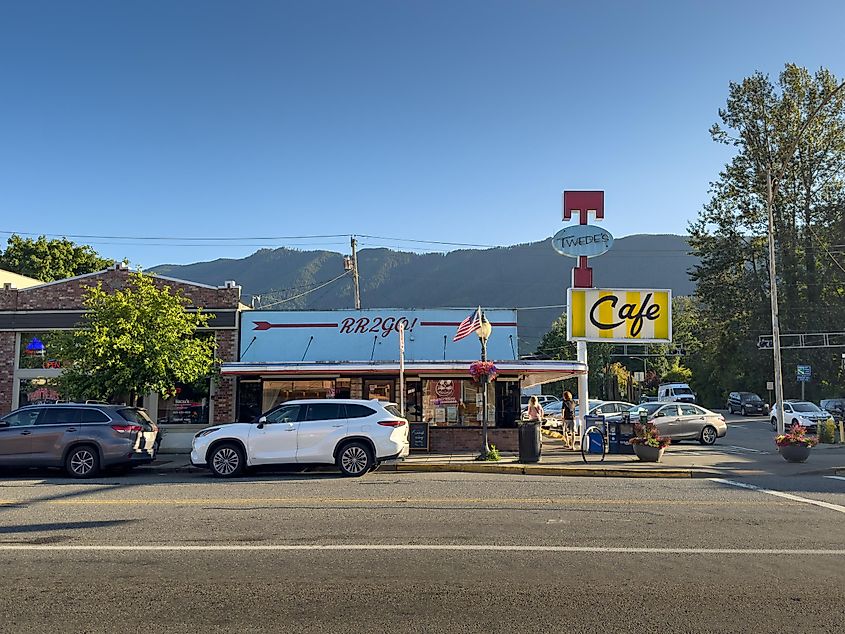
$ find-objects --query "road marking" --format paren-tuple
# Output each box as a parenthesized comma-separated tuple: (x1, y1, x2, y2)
(0, 497, 785, 507)
(0, 544, 842, 555)
(723, 445, 767, 454)
(824, 476, 845, 482)
(710, 478, 845, 514)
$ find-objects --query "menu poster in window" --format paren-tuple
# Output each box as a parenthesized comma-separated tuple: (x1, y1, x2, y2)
(434, 407, 447, 423)
(446, 406, 458, 423)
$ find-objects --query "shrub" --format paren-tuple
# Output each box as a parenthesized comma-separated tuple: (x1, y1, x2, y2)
(818, 419, 836, 444)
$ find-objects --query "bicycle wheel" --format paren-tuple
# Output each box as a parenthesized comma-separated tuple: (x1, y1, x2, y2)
(581, 425, 607, 464)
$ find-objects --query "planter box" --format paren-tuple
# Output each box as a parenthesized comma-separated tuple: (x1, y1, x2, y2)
(632, 443, 665, 462)
(778, 444, 812, 463)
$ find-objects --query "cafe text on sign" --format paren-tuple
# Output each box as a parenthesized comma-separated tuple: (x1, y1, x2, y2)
(567, 288, 672, 343)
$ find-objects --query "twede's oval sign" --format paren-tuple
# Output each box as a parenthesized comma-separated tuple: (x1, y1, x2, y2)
(551, 224, 614, 258)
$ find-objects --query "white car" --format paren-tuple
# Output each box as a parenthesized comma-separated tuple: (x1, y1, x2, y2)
(191, 399, 410, 477)
(770, 400, 832, 432)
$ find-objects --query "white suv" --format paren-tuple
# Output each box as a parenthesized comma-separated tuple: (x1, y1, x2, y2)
(191, 399, 409, 478)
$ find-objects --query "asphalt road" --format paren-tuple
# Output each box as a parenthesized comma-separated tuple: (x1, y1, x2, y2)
(1, 469, 845, 633)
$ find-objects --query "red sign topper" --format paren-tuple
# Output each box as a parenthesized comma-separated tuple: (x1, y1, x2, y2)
(563, 191, 604, 288)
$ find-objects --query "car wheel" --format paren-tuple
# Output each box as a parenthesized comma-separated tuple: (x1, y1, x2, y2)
(337, 442, 373, 477)
(65, 445, 100, 478)
(771, 417, 777, 430)
(741, 406, 747, 416)
(700, 425, 718, 445)
(209, 443, 245, 478)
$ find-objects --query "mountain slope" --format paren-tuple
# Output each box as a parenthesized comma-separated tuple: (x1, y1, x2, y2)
(151, 234, 697, 352)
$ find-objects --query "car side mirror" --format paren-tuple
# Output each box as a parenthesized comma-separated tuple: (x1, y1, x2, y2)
(258, 415, 267, 423)
(0, 420, 8, 427)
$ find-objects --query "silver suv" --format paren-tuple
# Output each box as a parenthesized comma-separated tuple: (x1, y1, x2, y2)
(0, 404, 159, 478)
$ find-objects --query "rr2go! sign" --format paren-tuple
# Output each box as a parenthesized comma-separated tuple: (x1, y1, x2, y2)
(567, 288, 672, 343)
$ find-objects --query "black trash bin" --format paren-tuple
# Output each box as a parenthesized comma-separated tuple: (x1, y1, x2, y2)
(518, 421, 542, 463)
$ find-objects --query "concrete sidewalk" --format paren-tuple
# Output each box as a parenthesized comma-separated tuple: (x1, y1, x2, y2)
(139, 433, 845, 479)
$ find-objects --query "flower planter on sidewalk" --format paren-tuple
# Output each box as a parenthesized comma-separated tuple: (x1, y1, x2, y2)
(778, 444, 812, 463)
(632, 443, 665, 462)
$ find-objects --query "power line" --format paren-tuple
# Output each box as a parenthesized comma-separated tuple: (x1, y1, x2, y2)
(256, 271, 351, 309)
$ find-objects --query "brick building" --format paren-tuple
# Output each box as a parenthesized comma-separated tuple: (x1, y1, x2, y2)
(0, 263, 244, 426)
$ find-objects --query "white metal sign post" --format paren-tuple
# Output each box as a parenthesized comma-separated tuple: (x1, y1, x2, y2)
(398, 321, 405, 417)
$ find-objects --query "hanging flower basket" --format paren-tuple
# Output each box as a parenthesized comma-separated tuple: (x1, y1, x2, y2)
(469, 361, 498, 383)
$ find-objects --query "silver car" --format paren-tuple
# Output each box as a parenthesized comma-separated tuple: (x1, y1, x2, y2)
(0, 403, 159, 477)
(628, 402, 727, 445)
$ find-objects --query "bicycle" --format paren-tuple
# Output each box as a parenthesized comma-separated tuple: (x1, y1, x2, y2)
(581, 419, 607, 463)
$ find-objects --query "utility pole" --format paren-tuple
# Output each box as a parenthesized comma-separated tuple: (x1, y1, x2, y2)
(764, 79, 845, 435)
(350, 236, 361, 310)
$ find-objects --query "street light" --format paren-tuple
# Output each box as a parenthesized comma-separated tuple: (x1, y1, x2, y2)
(476, 317, 493, 457)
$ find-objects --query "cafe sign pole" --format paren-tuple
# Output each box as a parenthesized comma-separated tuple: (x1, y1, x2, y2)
(558, 191, 607, 438)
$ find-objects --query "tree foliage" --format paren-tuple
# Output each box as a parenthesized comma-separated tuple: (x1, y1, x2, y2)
(53, 272, 216, 402)
(0, 234, 114, 282)
(688, 63, 845, 405)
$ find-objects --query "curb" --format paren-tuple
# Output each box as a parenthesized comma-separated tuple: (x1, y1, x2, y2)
(378, 462, 719, 479)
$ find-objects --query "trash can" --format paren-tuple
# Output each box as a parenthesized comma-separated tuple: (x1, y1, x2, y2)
(518, 421, 542, 463)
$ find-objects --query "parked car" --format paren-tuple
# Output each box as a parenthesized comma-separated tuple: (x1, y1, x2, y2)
(657, 383, 697, 404)
(191, 399, 410, 478)
(770, 400, 832, 432)
(520, 394, 560, 411)
(820, 398, 845, 422)
(627, 402, 727, 444)
(639, 395, 658, 404)
(543, 400, 634, 428)
(0, 403, 159, 478)
(726, 392, 769, 416)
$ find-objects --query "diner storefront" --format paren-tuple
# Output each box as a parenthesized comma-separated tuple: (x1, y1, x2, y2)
(222, 309, 586, 452)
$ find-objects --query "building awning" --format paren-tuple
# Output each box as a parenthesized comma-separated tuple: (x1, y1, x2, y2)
(220, 360, 586, 388)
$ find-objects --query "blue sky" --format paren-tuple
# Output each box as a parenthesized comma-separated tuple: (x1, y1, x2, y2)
(1, 1, 843, 268)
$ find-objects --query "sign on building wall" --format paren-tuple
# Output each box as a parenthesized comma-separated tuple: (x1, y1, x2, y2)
(567, 289, 672, 343)
(240, 309, 519, 363)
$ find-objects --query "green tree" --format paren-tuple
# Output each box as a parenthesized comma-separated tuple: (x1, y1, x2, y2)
(0, 234, 114, 282)
(53, 272, 216, 403)
(689, 64, 845, 403)
(534, 315, 615, 397)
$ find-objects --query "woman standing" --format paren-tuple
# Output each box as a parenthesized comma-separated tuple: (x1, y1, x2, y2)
(525, 395, 544, 422)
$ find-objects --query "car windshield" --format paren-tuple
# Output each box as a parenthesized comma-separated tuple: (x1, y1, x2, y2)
(629, 403, 663, 415)
(792, 402, 822, 413)
(742, 394, 762, 402)
(673, 388, 694, 395)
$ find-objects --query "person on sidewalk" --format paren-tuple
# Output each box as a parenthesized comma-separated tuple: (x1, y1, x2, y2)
(562, 391, 576, 439)
(525, 395, 544, 422)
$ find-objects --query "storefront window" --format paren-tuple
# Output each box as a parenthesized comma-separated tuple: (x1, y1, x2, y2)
(18, 378, 64, 408)
(404, 380, 422, 421)
(422, 379, 493, 427)
(364, 379, 393, 402)
(238, 380, 262, 422)
(262, 380, 336, 411)
(157, 381, 211, 424)
(18, 332, 64, 371)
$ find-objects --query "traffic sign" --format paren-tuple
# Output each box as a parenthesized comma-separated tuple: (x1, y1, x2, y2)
(797, 365, 812, 383)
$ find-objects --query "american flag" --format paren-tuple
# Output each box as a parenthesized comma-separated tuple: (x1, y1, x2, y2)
(453, 307, 482, 342)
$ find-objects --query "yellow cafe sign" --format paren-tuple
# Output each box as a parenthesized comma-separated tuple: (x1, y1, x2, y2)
(567, 289, 672, 343)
